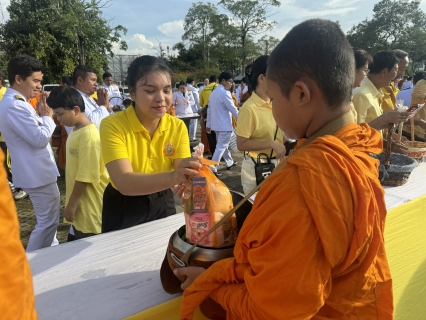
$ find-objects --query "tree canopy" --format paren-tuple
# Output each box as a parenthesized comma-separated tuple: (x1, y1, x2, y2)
(0, 0, 127, 83)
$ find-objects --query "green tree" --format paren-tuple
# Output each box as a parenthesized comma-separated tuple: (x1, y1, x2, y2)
(396, 27, 426, 72)
(347, 0, 426, 53)
(257, 35, 280, 55)
(0, 0, 127, 83)
(219, 0, 280, 72)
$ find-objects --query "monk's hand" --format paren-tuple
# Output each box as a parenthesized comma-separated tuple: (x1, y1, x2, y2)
(37, 92, 53, 118)
(173, 157, 202, 186)
(271, 140, 286, 160)
(174, 266, 206, 290)
(64, 202, 77, 222)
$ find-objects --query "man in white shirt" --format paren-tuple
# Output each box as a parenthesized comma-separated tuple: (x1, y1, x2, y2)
(102, 72, 123, 107)
(187, 76, 200, 141)
(236, 77, 249, 106)
(0, 54, 60, 251)
(65, 65, 111, 134)
(173, 81, 194, 116)
(207, 72, 238, 175)
(397, 71, 426, 107)
(401, 76, 413, 90)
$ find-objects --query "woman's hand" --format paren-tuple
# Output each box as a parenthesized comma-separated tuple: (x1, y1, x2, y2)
(174, 266, 206, 290)
(173, 157, 202, 186)
(271, 140, 286, 160)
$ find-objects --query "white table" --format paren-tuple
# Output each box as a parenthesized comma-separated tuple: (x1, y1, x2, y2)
(27, 165, 426, 320)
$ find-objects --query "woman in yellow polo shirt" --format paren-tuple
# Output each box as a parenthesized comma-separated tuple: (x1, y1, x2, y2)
(236, 55, 286, 195)
(100, 56, 201, 232)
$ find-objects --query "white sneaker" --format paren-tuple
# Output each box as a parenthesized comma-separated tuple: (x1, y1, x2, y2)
(14, 190, 28, 200)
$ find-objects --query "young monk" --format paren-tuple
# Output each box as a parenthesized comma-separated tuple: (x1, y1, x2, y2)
(175, 19, 393, 319)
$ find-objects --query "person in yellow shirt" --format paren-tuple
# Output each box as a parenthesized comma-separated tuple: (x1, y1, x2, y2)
(47, 86, 108, 239)
(353, 51, 410, 131)
(99, 56, 201, 232)
(236, 55, 286, 194)
(0, 150, 37, 320)
(380, 49, 409, 112)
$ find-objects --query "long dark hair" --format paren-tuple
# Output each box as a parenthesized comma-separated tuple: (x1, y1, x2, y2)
(245, 55, 269, 94)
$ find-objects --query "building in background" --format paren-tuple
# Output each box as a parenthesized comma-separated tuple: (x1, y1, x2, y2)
(107, 55, 139, 84)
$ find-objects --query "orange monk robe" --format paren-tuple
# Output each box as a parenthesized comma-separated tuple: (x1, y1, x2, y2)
(231, 94, 238, 130)
(0, 150, 37, 320)
(180, 122, 393, 319)
(27, 91, 41, 110)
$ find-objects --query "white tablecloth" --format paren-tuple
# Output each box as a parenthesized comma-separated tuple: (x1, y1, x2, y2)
(27, 165, 426, 320)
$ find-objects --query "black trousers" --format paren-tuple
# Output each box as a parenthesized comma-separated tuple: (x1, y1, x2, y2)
(102, 183, 176, 233)
(207, 130, 217, 155)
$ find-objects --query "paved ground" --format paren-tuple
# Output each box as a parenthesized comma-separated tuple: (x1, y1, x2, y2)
(15, 127, 244, 247)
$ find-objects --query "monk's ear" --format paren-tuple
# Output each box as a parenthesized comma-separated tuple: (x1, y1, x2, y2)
(293, 80, 311, 106)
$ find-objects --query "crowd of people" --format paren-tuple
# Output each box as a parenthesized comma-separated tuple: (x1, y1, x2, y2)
(2, 17, 426, 319)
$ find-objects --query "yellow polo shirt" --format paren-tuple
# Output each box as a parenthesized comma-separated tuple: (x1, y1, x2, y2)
(353, 77, 384, 124)
(380, 82, 398, 113)
(236, 92, 285, 158)
(199, 83, 218, 107)
(100, 106, 191, 188)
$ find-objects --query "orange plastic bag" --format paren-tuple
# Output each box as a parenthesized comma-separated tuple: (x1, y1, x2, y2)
(184, 144, 237, 248)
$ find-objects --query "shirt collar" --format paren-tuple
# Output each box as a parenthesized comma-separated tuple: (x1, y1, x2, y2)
(75, 88, 91, 99)
(126, 106, 171, 134)
(7, 88, 28, 102)
(251, 91, 271, 108)
(365, 77, 384, 99)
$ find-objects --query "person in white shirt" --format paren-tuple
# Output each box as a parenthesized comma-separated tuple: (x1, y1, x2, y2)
(198, 77, 209, 92)
(173, 81, 194, 116)
(65, 65, 111, 134)
(187, 76, 200, 141)
(207, 72, 238, 175)
(102, 72, 123, 107)
(397, 71, 426, 107)
(0, 54, 60, 251)
(401, 76, 413, 90)
(236, 77, 249, 106)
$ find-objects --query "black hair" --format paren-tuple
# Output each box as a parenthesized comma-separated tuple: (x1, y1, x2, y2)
(46, 86, 85, 112)
(241, 77, 246, 83)
(186, 76, 194, 84)
(179, 80, 186, 87)
(219, 71, 233, 83)
(392, 49, 409, 60)
(209, 75, 217, 83)
(122, 99, 133, 107)
(7, 54, 45, 86)
(245, 55, 268, 92)
(413, 71, 426, 85)
(103, 72, 112, 79)
(407, 76, 413, 81)
(353, 48, 373, 70)
(73, 65, 97, 86)
(369, 51, 399, 75)
(403, 75, 408, 79)
(268, 19, 354, 109)
(61, 75, 73, 87)
(126, 56, 173, 95)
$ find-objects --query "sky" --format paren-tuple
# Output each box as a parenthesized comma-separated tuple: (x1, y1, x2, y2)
(2, 0, 426, 56)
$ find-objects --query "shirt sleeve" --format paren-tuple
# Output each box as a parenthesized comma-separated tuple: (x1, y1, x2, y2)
(86, 105, 110, 129)
(6, 103, 55, 149)
(352, 93, 372, 124)
(206, 103, 212, 128)
(173, 120, 191, 159)
(100, 117, 129, 165)
(235, 107, 255, 139)
(75, 129, 101, 183)
(222, 91, 239, 119)
(192, 89, 200, 110)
